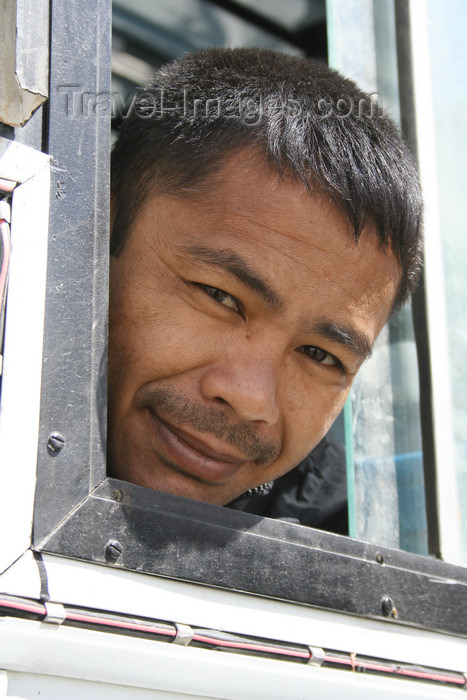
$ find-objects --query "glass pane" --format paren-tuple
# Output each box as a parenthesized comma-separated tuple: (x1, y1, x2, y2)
(350, 308, 427, 554)
(327, 0, 428, 553)
(427, 0, 467, 564)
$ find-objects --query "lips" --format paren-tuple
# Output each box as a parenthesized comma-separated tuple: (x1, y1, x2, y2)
(147, 408, 247, 484)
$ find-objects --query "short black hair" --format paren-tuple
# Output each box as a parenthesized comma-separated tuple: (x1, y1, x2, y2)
(111, 47, 422, 309)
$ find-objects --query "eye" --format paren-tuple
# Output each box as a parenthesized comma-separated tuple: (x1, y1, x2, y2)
(299, 345, 342, 370)
(197, 284, 241, 313)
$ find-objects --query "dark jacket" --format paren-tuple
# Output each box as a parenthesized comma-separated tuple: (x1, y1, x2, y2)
(227, 432, 348, 535)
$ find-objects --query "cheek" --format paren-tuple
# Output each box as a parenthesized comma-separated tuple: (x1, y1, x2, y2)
(109, 293, 231, 388)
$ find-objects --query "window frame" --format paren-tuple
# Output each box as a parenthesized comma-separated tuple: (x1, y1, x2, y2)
(27, 0, 467, 640)
(0, 138, 51, 574)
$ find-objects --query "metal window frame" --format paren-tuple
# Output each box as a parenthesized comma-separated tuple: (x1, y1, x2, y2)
(24, 0, 467, 639)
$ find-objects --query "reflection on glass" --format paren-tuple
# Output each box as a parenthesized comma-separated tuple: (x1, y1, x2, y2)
(427, 0, 467, 564)
(342, 0, 428, 554)
(349, 308, 428, 554)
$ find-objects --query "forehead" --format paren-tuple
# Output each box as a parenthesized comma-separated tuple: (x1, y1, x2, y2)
(125, 153, 401, 333)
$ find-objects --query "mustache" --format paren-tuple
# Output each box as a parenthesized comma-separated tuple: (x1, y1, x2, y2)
(140, 386, 280, 465)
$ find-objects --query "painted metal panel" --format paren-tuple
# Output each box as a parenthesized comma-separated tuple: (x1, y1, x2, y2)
(0, 141, 50, 573)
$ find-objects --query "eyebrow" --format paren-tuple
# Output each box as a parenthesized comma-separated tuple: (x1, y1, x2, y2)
(183, 245, 283, 310)
(310, 320, 373, 363)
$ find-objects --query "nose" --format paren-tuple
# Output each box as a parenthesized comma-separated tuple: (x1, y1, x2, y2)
(199, 349, 281, 426)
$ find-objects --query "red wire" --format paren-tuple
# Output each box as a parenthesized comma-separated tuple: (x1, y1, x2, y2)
(0, 598, 44, 616)
(65, 611, 176, 637)
(0, 597, 464, 687)
(192, 633, 310, 659)
(0, 221, 10, 300)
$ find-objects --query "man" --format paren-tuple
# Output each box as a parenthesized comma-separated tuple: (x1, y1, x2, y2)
(107, 48, 422, 526)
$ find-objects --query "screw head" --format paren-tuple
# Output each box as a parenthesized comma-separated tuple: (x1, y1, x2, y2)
(112, 488, 123, 503)
(376, 552, 384, 565)
(47, 432, 65, 454)
(105, 539, 123, 562)
(381, 596, 396, 617)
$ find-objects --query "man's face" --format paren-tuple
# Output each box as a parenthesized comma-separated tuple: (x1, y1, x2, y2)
(107, 153, 400, 506)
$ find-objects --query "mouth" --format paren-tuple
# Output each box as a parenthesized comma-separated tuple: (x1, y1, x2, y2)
(146, 408, 248, 484)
